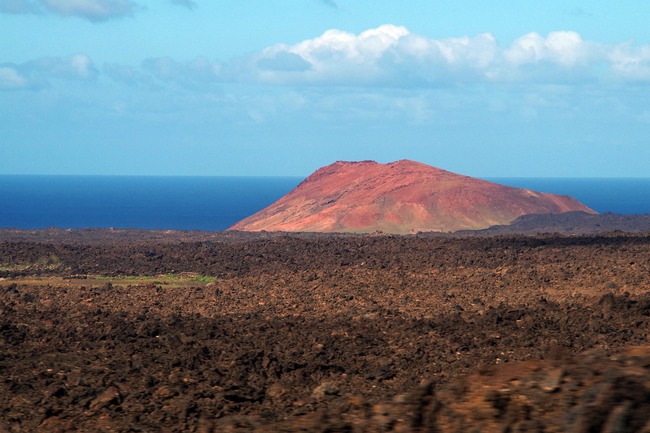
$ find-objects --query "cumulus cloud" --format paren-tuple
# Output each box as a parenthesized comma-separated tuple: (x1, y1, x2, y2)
(90, 26, 650, 90)
(27, 53, 99, 79)
(505, 32, 584, 66)
(0, 54, 98, 90)
(246, 25, 413, 85)
(6, 25, 650, 92)
(0, 66, 29, 89)
(245, 25, 488, 85)
(608, 44, 650, 81)
(0, 0, 193, 20)
(257, 52, 312, 72)
(41, 0, 136, 20)
(233, 25, 650, 87)
(0, 0, 136, 20)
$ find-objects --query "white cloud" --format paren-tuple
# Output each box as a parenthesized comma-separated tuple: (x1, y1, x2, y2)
(247, 25, 412, 85)
(0, 0, 193, 20)
(26, 53, 98, 80)
(43, 0, 136, 20)
(608, 44, 650, 81)
(5, 26, 650, 93)
(0, 66, 28, 89)
(238, 26, 650, 86)
(257, 52, 312, 72)
(502, 31, 597, 73)
(388, 32, 500, 83)
(95, 27, 650, 89)
(247, 25, 585, 85)
(0, 54, 98, 90)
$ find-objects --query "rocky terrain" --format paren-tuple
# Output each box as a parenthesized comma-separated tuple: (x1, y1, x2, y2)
(230, 160, 595, 234)
(1, 229, 649, 432)
(469, 211, 650, 235)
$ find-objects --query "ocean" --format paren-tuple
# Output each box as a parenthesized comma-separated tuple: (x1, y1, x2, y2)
(1, 175, 649, 231)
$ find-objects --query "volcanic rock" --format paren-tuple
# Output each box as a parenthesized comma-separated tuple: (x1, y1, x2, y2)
(230, 160, 596, 234)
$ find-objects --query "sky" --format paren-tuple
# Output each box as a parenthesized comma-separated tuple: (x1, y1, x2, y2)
(1, 0, 650, 177)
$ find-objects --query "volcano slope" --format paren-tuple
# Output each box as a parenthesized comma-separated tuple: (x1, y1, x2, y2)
(0, 230, 649, 432)
(230, 160, 595, 234)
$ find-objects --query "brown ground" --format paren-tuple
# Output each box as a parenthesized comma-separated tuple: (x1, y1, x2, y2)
(1, 230, 649, 432)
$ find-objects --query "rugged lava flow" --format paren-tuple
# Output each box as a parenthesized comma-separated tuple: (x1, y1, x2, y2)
(230, 160, 595, 234)
(1, 231, 649, 432)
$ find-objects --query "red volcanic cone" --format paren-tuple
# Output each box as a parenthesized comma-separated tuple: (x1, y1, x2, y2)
(229, 160, 596, 234)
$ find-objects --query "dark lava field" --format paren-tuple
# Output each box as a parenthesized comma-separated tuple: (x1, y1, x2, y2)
(1, 229, 649, 432)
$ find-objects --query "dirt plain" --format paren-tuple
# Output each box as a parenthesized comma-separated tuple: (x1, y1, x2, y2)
(1, 228, 649, 432)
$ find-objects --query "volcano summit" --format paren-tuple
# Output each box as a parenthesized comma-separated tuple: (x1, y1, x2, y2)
(230, 160, 596, 234)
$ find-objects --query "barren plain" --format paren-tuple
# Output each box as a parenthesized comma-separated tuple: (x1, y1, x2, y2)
(1, 228, 649, 432)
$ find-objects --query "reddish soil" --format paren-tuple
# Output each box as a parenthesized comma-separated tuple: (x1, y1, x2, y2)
(230, 160, 595, 234)
(1, 230, 649, 432)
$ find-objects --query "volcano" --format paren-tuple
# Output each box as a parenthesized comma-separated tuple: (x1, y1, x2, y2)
(229, 160, 596, 234)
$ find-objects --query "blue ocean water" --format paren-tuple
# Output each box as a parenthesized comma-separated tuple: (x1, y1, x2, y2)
(0, 176, 301, 231)
(0, 175, 648, 231)
(488, 178, 650, 216)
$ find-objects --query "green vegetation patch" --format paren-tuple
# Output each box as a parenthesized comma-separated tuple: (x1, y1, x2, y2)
(94, 273, 215, 284)
(1, 273, 216, 289)
(0, 254, 63, 272)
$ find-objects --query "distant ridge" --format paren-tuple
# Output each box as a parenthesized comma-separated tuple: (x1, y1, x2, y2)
(469, 211, 650, 235)
(229, 160, 596, 234)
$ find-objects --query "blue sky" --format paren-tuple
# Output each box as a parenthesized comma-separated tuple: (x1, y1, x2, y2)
(1, 0, 649, 177)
